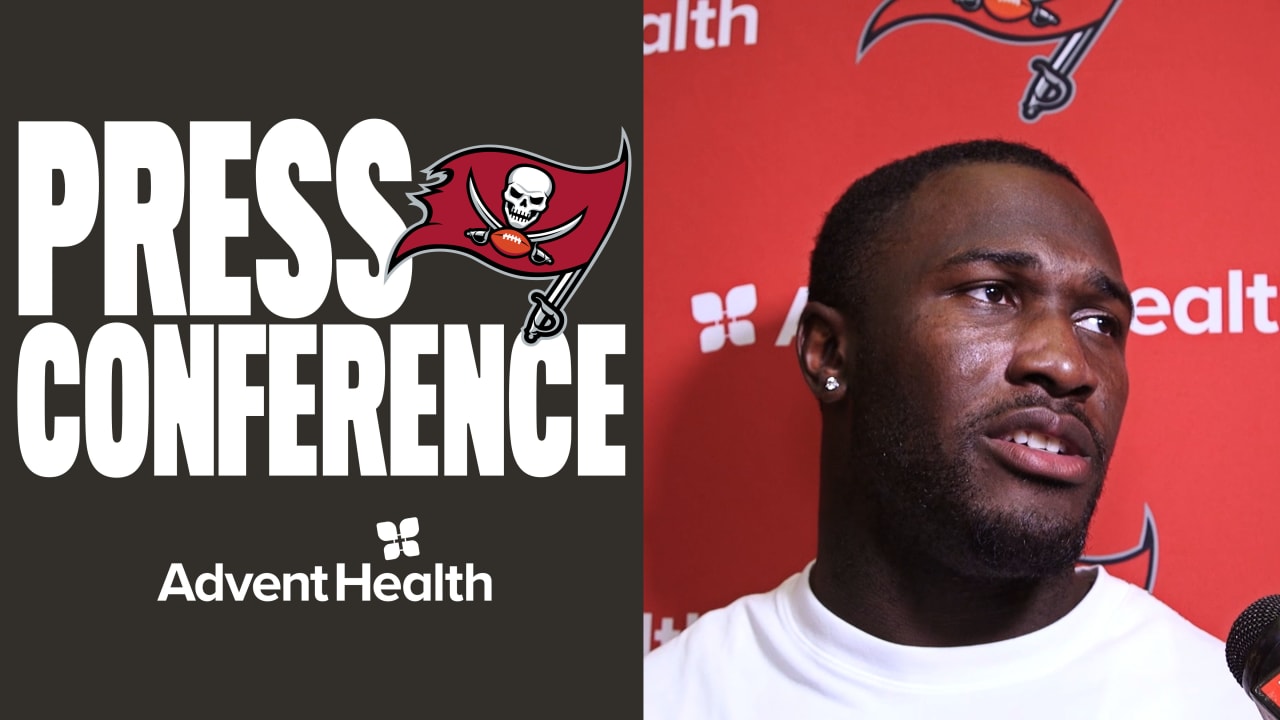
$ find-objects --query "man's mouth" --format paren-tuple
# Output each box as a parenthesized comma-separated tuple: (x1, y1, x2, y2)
(982, 407, 1098, 484)
(1000, 430, 1073, 456)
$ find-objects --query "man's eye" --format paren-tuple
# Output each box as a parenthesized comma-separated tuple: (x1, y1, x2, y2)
(965, 285, 1012, 305)
(1076, 315, 1118, 336)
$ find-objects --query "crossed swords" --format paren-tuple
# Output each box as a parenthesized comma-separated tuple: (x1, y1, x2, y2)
(465, 172, 583, 266)
(464, 172, 589, 344)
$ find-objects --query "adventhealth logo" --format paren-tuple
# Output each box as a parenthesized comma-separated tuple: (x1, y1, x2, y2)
(157, 517, 492, 603)
(692, 284, 758, 353)
(379, 517, 420, 560)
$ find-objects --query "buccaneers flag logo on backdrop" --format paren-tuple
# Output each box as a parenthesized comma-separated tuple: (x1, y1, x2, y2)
(859, 0, 1123, 121)
(389, 133, 630, 344)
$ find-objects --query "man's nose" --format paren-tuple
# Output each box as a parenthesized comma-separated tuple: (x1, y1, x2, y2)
(1005, 311, 1099, 400)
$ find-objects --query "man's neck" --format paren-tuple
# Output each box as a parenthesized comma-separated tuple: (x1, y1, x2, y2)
(809, 547, 1097, 647)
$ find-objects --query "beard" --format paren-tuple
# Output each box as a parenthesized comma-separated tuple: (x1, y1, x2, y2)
(848, 369, 1111, 581)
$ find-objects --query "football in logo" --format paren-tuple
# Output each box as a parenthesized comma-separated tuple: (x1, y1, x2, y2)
(983, 0, 1033, 22)
(491, 229, 532, 258)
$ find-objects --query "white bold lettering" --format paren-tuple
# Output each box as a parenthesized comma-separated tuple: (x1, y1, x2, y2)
(336, 563, 371, 601)
(17, 323, 81, 477)
(336, 119, 412, 319)
(1173, 285, 1222, 335)
(774, 286, 808, 346)
(1131, 287, 1171, 336)
(578, 324, 626, 475)
(390, 325, 439, 476)
(196, 564, 225, 602)
(103, 121, 188, 315)
(322, 325, 387, 475)
(268, 325, 317, 475)
(84, 323, 149, 478)
(18, 122, 99, 316)
(190, 122, 252, 315)
(218, 324, 266, 475)
(718, 0, 758, 46)
(1247, 273, 1279, 333)
(256, 119, 333, 319)
(153, 325, 215, 475)
(444, 325, 505, 476)
(509, 333, 572, 477)
(157, 563, 195, 601)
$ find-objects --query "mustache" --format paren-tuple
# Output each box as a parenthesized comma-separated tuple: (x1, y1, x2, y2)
(970, 394, 1112, 466)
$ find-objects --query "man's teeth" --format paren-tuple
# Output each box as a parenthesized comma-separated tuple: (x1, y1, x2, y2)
(1005, 430, 1064, 454)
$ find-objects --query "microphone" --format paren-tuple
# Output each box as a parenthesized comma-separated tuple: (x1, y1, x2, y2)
(1226, 595, 1280, 720)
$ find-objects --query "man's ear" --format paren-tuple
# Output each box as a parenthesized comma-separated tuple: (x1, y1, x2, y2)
(796, 301, 850, 404)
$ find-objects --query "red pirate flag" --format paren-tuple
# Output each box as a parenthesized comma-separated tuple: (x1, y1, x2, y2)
(388, 134, 630, 344)
(859, 0, 1123, 121)
(861, 0, 1120, 47)
(389, 136, 629, 279)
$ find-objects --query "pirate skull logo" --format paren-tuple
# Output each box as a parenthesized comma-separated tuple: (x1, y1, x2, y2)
(463, 162, 585, 268)
(503, 165, 553, 229)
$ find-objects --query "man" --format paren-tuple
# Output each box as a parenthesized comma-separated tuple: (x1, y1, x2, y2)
(643, 140, 1256, 718)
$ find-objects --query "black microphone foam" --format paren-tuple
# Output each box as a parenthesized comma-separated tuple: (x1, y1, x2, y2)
(1227, 594, 1280, 685)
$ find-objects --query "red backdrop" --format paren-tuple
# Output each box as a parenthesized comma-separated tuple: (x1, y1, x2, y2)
(643, 0, 1279, 655)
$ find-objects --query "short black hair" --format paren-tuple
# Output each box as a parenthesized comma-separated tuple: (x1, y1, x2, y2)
(808, 139, 1087, 318)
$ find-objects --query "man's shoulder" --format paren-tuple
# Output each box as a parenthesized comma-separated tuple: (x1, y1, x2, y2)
(644, 572, 800, 709)
(645, 574, 791, 668)
(1085, 569, 1251, 711)
(1091, 569, 1225, 656)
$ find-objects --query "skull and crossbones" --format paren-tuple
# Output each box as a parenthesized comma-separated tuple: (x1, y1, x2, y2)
(465, 165, 583, 265)
(503, 166, 552, 229)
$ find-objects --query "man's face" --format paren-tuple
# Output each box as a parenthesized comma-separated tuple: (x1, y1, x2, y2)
(848, 162, 1132, 579)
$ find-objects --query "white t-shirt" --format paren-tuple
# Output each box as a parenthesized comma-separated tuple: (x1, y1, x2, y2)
(644, 564, 1256, 719)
